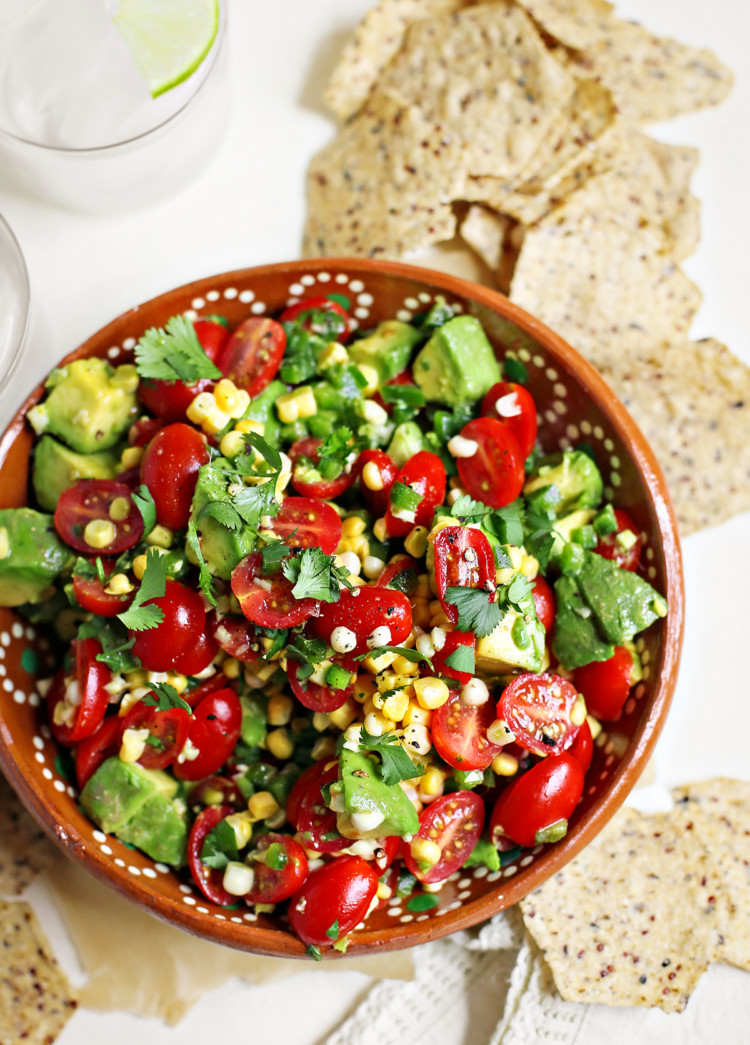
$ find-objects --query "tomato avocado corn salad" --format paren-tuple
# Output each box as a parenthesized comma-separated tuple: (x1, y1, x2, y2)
(0, 295, 668, 954)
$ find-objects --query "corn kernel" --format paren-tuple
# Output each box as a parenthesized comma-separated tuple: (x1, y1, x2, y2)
(119, 727, 149, 763)
(492, 753, 519, 776)
(347, 534, 369, 558)
(119, 445, 143, 470)
(404, 525, 429, 558)
(132, 554, 148, 580)
(235, 418, 265, 436)
(520, 553, 539, 580)
(311, 736, 337, 762)
(108, 496, 131, 522)
(266, 728, 294, 760)
(83, 518, 116, 549)
(225, 811, 254, 848)
(364, 710, 394, 736)
(341, 515, 366, 538)
(402, 700, 433, 728)
(353, 675, 378, 704)
(335, 551, 361, 577)
(402, 723, 432, 755)
(164, 672, 188, 695)
(220, 430, 247, 458)
(295, 386, 317, 419)
(362, 555, 386, 580)
(382, 689, 410, 722)
(376, 881, 393, 901)
(146, 525, 174, 549)
(268, 693, 293, 726)
(361, 461, 384, 492)
(328, 701, 359, 731)
(318, 342, 349, 368)
(420, 767, 445, 797)
(248, 791, 279, 821)
(410, 837, 442, 868)
(413, 676, 450, 710)
(411, 602, 432, 628)
(362, 650, 396, 674)
(312, 712, 330, 732)
(429, 612, 453, 630)
(222, 657, 242, 680)
(570, 693, 587, 727)
(275, 391, 300, 424)
(391, 655, 419, 677)
(356, 363, 379, 394)
(587, 714, 602, 740)
(104, 573, 133, 596)
(214, 378, 241, 415)
(223, 861, 256, 896)
(0, 527, 9, 560)
(373, 517, 388, 542)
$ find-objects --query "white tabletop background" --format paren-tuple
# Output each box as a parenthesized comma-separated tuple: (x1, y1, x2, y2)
(1, 1, 749, 1042)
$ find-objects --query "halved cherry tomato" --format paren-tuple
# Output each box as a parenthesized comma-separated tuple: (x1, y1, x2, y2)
(481, 381, 537, 459)
(286, 760, 327, 831)
(288, 856, 379, 947)
(267, 496, 342, 555)
(287, 659, 353, 713)
(310, 585, 412, 656)
(431, 631, 476, 685)
(279, 297, 350, 343)
(374, 555, 419, 595)
(289, 437, 357, 500)
(210, 614, 264, 664)
(54, 480, 144, 555)
(74, 714, 122, 789)
(173, 688, 242, 782)
(245, 833, 309, 904)
(497, 672, 581, 758)
(573, 645, 636, 721)
(231, 552, 319, 629)
(138, 377, 214, 424)
(431, 693, 502, 771)
(72, 574, 132, 617)
(433, 526, 495, 625)
(531, 574, 556, 633)
(217, 317, 286, 397)
(48, 638, 113, 745)
(490, 752, 584, 848)
(384, 451, 446, 538)
(183, 672, 232, 710)
(569, 719, 594, 773)
(190, 774, 243, 808)
(120, 700, 190, 771)
(193, 316, 231, 362)
(456, 417, 524, 510)
(188, 804, 236, 906)
(130, 579, 208, 672)
(357, 448, 398, 516)
(128, 416, 163, 447)
(296, 762, 349, 853)
(594, 508, 642, 571)
(404, 791, 484, 884)
(171, 627, 218, 677)
(140, 423, 209, 530)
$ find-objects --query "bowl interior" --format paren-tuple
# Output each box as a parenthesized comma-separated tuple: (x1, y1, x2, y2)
(0, 259, 683, 958)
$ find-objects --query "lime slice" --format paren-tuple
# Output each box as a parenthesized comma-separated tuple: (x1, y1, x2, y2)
(112, 0, 220, 98)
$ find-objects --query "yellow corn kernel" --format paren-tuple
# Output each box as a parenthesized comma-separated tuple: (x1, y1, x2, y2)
(222, 657, 242, 680)
(225, 811, 254, 848)
(187, 391, 227, 434)
(492, 753, 519, 776)
(402, 700, 433, 728)
(342, 515, 367, 538)
(318, 341, 350, 368)
(413, 676, 451, 710)
(382, 689, 410, 723)
(364, 693, 383, 715)
(311, 736, 337, 762)
(348, 574, 366, 587)
(268, 692, 293, 726)
(104, 572, 133, 596)
(163, 672, 188, 695)
(0, 527, 9, 560)
(362, 555, 386, 580)
(356, 363, 379, 394)
(520, 552, 539, 580)
(363, 710, 395, 736)
(403, 722, 431, 755)
(235, 418, 265, 436)
(362, 650, 396, 675)
(296, 386, 317, 419)
(123, 668, 148, 687)
(276, 453, 292, 497)
(146, 525, 174, 549)
(213, 378, 240, 415)
(329, 701, 359, 731)
(570, 693, 587, 727)
(119, 727, 148, 763)
(373, 517, 388, 542)
(401, 631, 416, 650)
(346, 534, 369, 558)
(376, 881, 393, 901)
(312, 712, 331, 732)
(83, 518, 116, 549)
(220, 429, 247, 459)
(252, 661, 278, 683)
(361, 461, 384, 492)
(248, 791, 279, 821)
(420, 767, 445, 798)
(415, 575, 432, 598)
(410, 836, 442, 868)
(132, 554, 148, 580)
(353, 674, 378, 704)
(276, 389, 305, 424)
(391, 655, 419, 677)
(429, 612, 453, 631)
(119, 445, 143, 470)
(587, 714, 602, 740)
(266, 728, 294, 760)
(376, 672, 410, 694)
(404, 526, 429, 559)
(411, 601, 432, 628)
(108, 496, 131, 522)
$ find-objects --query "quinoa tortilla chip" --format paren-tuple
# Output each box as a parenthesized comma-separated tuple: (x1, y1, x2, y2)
(459, 205, 511, 272)
(0, 773, 57, 897)
(515, 0, 614, 50)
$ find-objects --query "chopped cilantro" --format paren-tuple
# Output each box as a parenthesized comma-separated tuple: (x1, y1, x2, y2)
(185, 514, 217, 606)
(282, 547, 352, 603)
(442, 643, 475, 675)
(285, 633, 329, 681)
(358, 726, 426, 787)
(325, 920, 340, 941)
(76, 617, 140, 673)
(259, 539, 291, 573)
(444, 585, 501, 638)
(135, 314, 223, 383)
(200, 819, 239, 871)
(306, 944, 323, 962)
(503, 356, 529, 384)
(132, 484, 157, 534)
(484, 501, 525, 547)
(117, 549, 168, 631)
(450, 494, 488, 523)
(141, 681, 192, 715)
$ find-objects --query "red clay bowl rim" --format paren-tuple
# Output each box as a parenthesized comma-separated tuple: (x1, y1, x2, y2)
(0, 257, 684, 959)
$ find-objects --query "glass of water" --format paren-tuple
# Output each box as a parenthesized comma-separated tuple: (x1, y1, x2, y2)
(0, 213, 30, 400)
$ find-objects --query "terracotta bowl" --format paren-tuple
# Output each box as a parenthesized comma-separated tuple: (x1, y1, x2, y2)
(0, 258, 684, 958)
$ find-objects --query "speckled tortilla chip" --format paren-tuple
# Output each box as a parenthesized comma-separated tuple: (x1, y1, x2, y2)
(520, 805, 728, 1012)
(376, 2, 575, 180)
(324, 0, 470, 122)
(304, 93, 463, 259)
(459, 205, 510, 272)
(0, 900, 77, 1043)
(515, 0, 613, 50)
(605, 339, 750, 535)
(0, 773, 57, 897)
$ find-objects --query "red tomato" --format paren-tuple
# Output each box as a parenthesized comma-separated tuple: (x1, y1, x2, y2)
(245, 833, 309, 904)
(286, 760, 327, 831)
(372, 370, 416, 415)
(279, 297, 351, 343)
(193, 317, 231, 361)
(296, 763, 349, 853)
(433, 526, 495, 625)
(173, 688, 242, 782)
(490, 753, 584, 848)
(288, 857, 379, 946)
(531, 574, 556, 633)
(569, 719, 594, 773)
(497, 672, 582, 758)
(190, 774, 243, 808)
(48, 638, 112, 745)
(217, 317, 286, 396)
(310, 585, 412, 656)
(431, 631, 476, 685)
(594, 508, 642, 572)
(357, 448, 398, 516)
(188, 804, 236, 906)
(481, 381, 538, 459)
(54, 480, 144, 555)
(289, 437, 357, 500)
(210, 614, 264, 663)
(404, 791, 485, 884)
(384, 451, 446, 538)
(267, 496, 342, 555)
(374, 555, 419, 595)
(140, 423, 209, 530)
(170, 627, 219, 677)
(431, 693, 502, 771)
(128, 416, 163, 447)
(72, 575, 132, 617)
(138, 377, 214, 424)
(231, 552, 319, 629)
(456, 417, 524, 510)
(183, 672, 232, 710)
(573, 645, 636, 721)
(74, 715, 122, 789)
(287, 660, 353, 713)
(120, 700, 190, 771)
(130, 579, 208, 671)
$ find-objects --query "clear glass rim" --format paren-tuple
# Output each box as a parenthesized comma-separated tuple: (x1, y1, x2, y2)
(0, 6, 226, 156)
(0, 212, 31, 389)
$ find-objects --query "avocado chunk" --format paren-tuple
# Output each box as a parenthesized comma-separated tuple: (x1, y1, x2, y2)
(241, 378, 286, 445)
(549, 508, 596, 561)
(552, 574, 615, 670)
(412, 315, 501, 406)
(348, 320, 420, 383)
(524, 450, 603, 516)
(26, 358, 138, 454)
(80, 757, 187, 867)
(0, 508, 73, 607)
(387, 421, 427, 467)
(576, 550, 666, 645)
(337, 748, 419, 838)
(185, 462, 256, 581)
(475, 606, 545, 675)
(32, 435, 119, 512)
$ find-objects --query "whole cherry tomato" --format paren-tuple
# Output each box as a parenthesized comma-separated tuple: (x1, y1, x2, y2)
(231, 552, 319, 629)
(531, 574, 556, 633)
(432, 525, 495, 625)
(188, 804, 236, 906)
(54, 480, 144, 555)
(431, 693, 502, 771)
(183, 672, 232, 710)
(244, 833, 309, 904)
(140, 422, 209, 531)
(481, 381, 538, 459)
(287, 660, 353, 714)
(310, 585, 412, 656)
(120, 699, 190, 771)
(279, 297, 350, 343)
(456, 417, 524, 509)
(289, 437, 357, 500)
(217, 317, 286, 396)
(374, 555, 419, 595)
(404, 791, 484, 884)
(74, 714, 122, 789)
(431, 631, 476, 686)
(490, 752, 584, 848)
(497, 672, 582, 758)
(357, 448, 398, 517)
(170, 627, 219, 677)
(573, 645, 636, 721)
(173, 688, 242, 782)
(288, 856, 379, 947)
(48, 638, 112, 745)
(130, 579, 208, 671)
(384, 451, 446, 538)
(267, 496, 342, 556)
(594, 508, 642, 571)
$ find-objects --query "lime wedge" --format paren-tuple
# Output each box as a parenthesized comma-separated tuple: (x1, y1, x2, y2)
(112, 0, 220, 99)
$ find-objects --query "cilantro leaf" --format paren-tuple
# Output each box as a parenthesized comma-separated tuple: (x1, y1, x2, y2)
(325, 920, 340, 941)
(77, 618, 141, 673)
(282, 548, 350, 603)
(444, 585, 502, 638)
(231, 480, 280, 533)
(71, 556, 98, 579)
(132, 484, 157, 535)
(142, 681, 192, 714)
(117, 549, 168, 631)
(200, 819, 239, 871)
(285, 633, 328, 681)
(199, 500, 243, 532)
(484, 502, 525, 547)
(259, 539, 289, 573)
(135, 314, 223, 383)
(186, 515, 217, 606)
(450, 494, 488, 523)
(443, 642, 475, 675)
(359, 726, 426, 786)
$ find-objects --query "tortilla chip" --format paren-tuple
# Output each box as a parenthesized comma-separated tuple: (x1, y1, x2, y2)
(303, 93, 463, 259)
(671, 779, 750, 972)
(515, 0, 614, 50)
(605, 338, 750, 535)
(376, 2, 576, 180)
(0, 772, 57, 897)
(459, 205, 511, 272)
(324, 0, 470, 122)
(0, 899, 77, 1043)
(520, 805, 727, 1012)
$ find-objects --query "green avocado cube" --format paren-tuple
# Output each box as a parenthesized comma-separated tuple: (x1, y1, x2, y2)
(185, 462, 256, 581)
(524, 450, 603, 516)
(116, 791, 187, 867)
(576, 551, 666, 646)
(348, 320, 421, 383)
(241, 378, 286, 444)
(32, 435, 119, 512)
(338, 748, 419, 838)
(412, 315, 501, 406)
(552, 574, 615, 670)
(0, 508, 73, 607)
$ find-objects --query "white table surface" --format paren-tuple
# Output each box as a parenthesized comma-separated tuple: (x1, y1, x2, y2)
(1, 1, 749, 1042)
